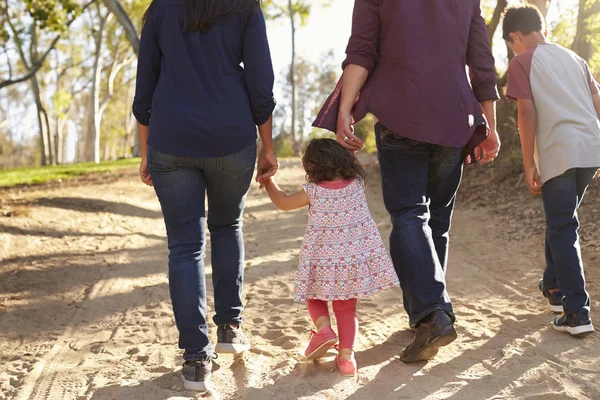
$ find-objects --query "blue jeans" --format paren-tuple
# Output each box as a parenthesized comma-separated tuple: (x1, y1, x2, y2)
(375, 123, 463, 326)
(542, 168, 596, 316)
(148, 143, 256, 361)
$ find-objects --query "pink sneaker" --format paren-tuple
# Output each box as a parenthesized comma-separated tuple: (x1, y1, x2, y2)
(336, 354, 357, 377)
(304, 326, 337, 360)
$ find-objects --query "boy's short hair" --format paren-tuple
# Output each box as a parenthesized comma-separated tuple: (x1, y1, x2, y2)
(502, 5, 545, 42)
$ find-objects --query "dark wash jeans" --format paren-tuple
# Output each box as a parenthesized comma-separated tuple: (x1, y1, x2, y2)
(542, 168, 597, 316)
(375, 123, 463, 327)
(148, 143, 257, 361)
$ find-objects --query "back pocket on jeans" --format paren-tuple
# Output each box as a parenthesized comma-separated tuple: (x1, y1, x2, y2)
(148, 148, 182, 172)
(216, 144, 257, 179)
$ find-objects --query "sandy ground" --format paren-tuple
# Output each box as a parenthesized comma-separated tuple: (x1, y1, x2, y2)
(1, 159, 599, 400)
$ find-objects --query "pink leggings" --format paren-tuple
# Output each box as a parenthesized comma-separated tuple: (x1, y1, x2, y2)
(307, 299, 358, 350)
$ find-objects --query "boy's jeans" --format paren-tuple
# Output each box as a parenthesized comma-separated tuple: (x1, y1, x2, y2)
(148, 143, 256, 361)
(542, 167, 597, 316)
(375, 124, 463, 327)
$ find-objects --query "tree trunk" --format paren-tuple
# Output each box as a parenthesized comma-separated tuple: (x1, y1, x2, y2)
(572, 0, 594, 62)
(102, 0, 140, 55)
(86, 11, 111, 163)
(487, 0, 508, 45)
(30, 26, 55, 165)
(31, 79, 50, 166)
(525, 0, 551, 19)
(288, 0, 298, 154)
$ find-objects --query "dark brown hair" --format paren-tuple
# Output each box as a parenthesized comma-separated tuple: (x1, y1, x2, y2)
(302, 139, 366, 184)
(502, 5, 544, 42)
(143, 0, 260, 31)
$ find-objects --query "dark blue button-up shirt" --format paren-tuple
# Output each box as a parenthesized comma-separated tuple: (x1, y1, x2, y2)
(314, 0, 500, 164)
(133, 0, 275, 158)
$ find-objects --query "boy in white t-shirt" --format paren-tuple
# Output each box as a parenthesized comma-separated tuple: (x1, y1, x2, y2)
(504, 5, 600, 335)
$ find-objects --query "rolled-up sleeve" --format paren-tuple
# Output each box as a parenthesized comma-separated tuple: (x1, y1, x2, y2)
(466, 5, 500, 102)
(132, 6, 162, 127)
(243, 9, 276, 126)
(342, 0, 380, 73)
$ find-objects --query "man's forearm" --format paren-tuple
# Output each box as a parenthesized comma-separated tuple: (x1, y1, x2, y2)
(258, 116, 274, 152)
(480, 100, 497, 132)
(340, 65, 370, 114)
(518, 100, 537, 168)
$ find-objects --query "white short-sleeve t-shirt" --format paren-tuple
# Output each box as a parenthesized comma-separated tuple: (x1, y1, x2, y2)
(506, 43, 600, 183)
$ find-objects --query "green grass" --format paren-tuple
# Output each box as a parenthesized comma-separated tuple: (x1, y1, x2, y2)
(0, 158, 140, 188)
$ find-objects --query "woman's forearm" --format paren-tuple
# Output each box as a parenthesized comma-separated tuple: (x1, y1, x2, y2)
(138, 123, 149, 159)
(258, 115, 274, 152)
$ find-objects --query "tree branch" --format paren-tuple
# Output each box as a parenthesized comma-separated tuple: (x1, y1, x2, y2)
(0, 0, 97, 90)
(487, 0, 507, 45)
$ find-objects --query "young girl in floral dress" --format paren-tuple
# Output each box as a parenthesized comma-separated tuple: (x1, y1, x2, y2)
(262, 138, 399, 376)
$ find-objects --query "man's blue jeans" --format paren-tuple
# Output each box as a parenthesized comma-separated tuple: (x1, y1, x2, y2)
(375, 124, 463, 326)
(148, 143, 256, 361)
(542, 168, 596, 316)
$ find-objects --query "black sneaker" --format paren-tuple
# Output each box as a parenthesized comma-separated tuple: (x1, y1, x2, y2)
(215, 324, 251, 354)
(553, 313, 595, 336)
(181, 359, 213, 392)
(538, 279, 564, 313)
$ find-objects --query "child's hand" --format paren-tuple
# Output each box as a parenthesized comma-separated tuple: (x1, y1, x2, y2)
(259, 176, 274, 190)
(525, 165, 542, 195)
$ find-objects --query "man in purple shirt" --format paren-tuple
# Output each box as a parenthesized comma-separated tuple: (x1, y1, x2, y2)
(314, 0, 500, 362)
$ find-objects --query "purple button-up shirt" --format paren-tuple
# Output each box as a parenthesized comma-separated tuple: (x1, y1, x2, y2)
(313, 0, 500, 164)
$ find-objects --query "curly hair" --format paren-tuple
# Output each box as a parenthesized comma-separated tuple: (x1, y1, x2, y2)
(302, 139, 366, 184)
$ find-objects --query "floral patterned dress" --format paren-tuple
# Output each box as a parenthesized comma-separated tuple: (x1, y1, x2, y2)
(294, 177, 399, 302)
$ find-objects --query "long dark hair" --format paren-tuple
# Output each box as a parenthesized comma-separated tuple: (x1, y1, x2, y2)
(302, 139, 366, 184)
(143, 0, 260, 31)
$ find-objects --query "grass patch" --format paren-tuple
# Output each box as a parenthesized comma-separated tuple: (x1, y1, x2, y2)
(0, 158, 140, 188)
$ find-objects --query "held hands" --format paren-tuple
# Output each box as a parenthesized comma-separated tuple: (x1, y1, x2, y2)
(139, 157, 153, 187)
(525, 164, 542, 195)
(256, 147, 279, 189)
(336, 112, 363, 152)
(478, 129, 501, 165)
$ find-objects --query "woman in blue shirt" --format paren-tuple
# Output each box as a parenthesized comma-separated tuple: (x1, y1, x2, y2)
(133, 0, 277, 391)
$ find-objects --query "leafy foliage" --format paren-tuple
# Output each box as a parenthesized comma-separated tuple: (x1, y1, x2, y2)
(25, 0, 83, 32)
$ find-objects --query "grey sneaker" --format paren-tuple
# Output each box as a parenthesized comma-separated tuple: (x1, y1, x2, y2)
(215, 324, 251, 354)
(181, 359, 212, 392)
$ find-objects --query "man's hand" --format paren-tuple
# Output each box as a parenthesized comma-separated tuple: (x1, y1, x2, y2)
(256, 148, 279, 186)
(525, 164, 542, 195)
(478, 129, 501, 165)
(336, 112, 363, 151)
(139, 157, 153, 187)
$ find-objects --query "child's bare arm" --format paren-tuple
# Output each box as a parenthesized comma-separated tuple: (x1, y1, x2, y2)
(263, 179, 310, 211)
(592, 93, 600, 121)
(518, 99, 542, 194)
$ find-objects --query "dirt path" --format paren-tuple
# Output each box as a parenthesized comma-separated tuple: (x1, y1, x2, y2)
(1, 160, 599, 400)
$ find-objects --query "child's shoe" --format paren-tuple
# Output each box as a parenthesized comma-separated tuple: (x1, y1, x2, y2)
(538, 279, 564, 313)
(336, 352, 357, 377)
(304, 326, 337, 360)
(553, 312, 594, 336)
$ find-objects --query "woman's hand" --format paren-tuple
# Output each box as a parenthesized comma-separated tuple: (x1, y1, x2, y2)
(336, 112, 363, 152)
(256, 148, 279, 187)
(140, 157, 153, 187)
